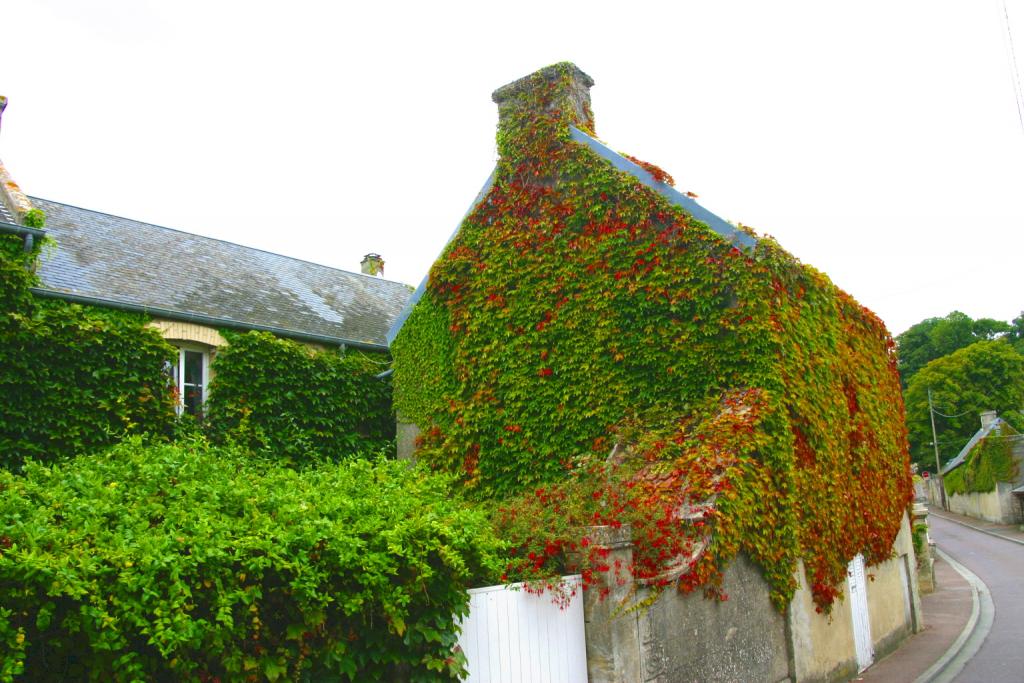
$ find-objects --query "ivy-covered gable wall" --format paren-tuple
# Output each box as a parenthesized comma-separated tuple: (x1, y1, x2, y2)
(392, 63, 912, 610)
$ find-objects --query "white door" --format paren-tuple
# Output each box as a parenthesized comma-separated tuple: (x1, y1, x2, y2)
(847, 554, 874, 671)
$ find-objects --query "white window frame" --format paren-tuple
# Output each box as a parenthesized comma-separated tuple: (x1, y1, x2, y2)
(170, 344, 210, 417)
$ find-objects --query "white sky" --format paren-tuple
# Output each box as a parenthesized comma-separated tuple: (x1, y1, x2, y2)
(3, 0, 1023, 335)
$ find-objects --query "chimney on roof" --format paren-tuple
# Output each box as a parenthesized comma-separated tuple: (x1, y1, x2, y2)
(491, 62, 595, 152)
(980, 410, 998, 429)
(361, 253, 384, 277)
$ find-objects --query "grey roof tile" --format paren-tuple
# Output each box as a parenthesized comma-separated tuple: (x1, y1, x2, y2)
(31, 197, 411, 348)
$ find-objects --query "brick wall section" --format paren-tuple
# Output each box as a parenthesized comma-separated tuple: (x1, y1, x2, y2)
(148, 319, 228, 348)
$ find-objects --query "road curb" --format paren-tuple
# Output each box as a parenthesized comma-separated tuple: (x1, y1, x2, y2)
(913, 547, 994, 683)
(928, 511, 1024, 547)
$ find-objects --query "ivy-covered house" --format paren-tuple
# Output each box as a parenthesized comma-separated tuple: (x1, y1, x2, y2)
(390, 63, 920, 681)
(0, 100, 410, 464)
(939, 410, 1024, 523)
(24, 197, 408, 414)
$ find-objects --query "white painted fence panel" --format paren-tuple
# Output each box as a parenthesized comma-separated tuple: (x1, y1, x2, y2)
(457, 575, 588, 683)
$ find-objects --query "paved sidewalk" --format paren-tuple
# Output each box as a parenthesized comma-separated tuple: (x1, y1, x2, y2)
(854, 551, 973, 683)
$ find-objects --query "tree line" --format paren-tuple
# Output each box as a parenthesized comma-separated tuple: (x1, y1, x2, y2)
(897, 311, 1024, 472)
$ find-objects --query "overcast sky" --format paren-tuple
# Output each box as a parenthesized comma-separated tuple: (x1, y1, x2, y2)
(3, 0, 1023, 335)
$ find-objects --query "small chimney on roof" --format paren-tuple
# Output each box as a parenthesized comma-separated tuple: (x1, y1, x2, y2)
(361, 253, 384, 277)
(980, 410, 998, 429)
(491, 62, 596, 148)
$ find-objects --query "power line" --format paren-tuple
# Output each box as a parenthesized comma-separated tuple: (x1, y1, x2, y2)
(1002, 0, 1024, 135)
(931, 406, 973, 419)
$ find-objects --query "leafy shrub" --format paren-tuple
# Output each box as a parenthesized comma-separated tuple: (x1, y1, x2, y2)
(911, 523, 929, 568)
(0, 439, 504, 681)
(205, 331, 394, 463)
(0, 299, 177, 470)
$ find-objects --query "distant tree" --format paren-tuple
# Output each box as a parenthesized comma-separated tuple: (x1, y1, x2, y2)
(973, 317, 1013, 340)
(896, 311, 1011, 387)
(904, 340, 1024, 471)
(1008, 311, 1024, 354)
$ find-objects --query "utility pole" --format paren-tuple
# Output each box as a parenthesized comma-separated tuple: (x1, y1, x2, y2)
(928, 388, 946, 510)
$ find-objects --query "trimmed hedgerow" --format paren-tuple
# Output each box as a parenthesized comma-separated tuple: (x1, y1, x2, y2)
(204, 331, 394, 462)
(392, 62, 912, 611)
(0, 438, 503, 682)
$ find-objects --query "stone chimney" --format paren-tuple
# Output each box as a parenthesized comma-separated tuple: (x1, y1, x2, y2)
(0, 96, 39, 226)
(980, 410, 998, 429)
(361, 253, 384, 277)
(491, 62, 595, 159)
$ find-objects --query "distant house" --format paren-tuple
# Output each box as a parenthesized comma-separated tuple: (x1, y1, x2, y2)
(0, 109, 410, 416)
(939, 410, 1024, 524)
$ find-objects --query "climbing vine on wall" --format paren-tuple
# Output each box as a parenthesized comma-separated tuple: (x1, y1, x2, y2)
(944, 430, 1020, 495)
(204, 331, 394, 463)
(0, 224, 177, 470)
(392, 62, 912, 611)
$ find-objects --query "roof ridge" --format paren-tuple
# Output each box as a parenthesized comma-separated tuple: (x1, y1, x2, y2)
(29, 196, 410, 288)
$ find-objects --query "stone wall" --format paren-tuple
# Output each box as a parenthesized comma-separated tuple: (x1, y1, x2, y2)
(786, 512, 921, 682)
(787, 558, 857, 682)
(584, 514, 921, 682)
(866, 515, 922, 659)
(638, 554, 790, 683)
(396, 417, 421, 461)
(947, 482, 1023, 524)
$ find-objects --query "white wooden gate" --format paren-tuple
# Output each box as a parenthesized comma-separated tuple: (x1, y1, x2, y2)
(847, 554, 874, 672)
(456, 576, 588, 682)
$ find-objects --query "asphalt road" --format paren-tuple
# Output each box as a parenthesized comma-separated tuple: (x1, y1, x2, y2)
(929, 515, 1024, 682)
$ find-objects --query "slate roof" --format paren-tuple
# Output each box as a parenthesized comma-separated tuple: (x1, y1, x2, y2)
(31, 197, 411, 349)
(0, 201, 14, 224)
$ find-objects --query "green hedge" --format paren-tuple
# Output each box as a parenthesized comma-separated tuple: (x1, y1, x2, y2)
(204, 331, 394, 462)
(0, 439, 503, 681)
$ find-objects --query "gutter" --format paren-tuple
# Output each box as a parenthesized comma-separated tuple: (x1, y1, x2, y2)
(0, 220, 46, 252)
(28, 288, 389, 352)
